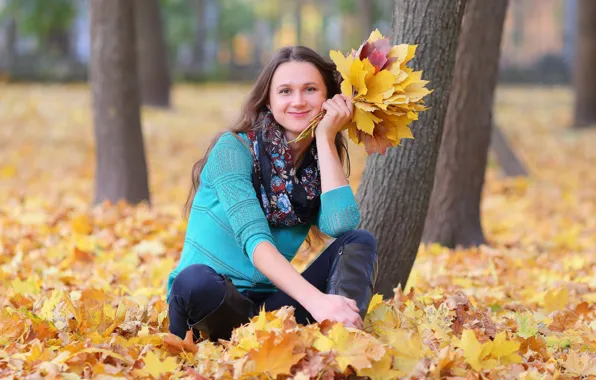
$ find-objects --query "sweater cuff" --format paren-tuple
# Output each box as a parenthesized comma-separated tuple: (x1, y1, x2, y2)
(321, 185, 357, 209)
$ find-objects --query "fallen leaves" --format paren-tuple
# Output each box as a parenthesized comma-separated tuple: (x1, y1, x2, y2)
(1, 84, 596, 378)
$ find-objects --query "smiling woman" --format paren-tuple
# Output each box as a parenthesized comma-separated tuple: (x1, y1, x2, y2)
(166, 46, 379, 343)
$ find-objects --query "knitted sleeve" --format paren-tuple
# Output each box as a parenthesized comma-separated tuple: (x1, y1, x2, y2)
(203, 132, 275, 264)
(316, 185, 361, 237)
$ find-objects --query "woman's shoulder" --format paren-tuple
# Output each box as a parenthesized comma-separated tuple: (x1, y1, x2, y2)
(216, 131, 250, 150)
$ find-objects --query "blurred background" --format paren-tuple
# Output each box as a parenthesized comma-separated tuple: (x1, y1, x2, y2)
(0, 0, 578, 84)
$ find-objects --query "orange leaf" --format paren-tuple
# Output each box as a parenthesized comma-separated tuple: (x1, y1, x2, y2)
(549, 311, 578, 332)
(248, 332, 305, 377)
(163, 330, 198, 355)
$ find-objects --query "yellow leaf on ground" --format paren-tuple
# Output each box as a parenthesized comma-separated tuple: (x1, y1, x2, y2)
(138, 350, 179, 378)
(248, 332, 305, 377)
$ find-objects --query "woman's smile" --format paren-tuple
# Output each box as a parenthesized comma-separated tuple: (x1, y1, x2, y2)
(288, 111, 310, 118)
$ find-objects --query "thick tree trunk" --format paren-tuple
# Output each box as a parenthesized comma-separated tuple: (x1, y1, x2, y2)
(356, 0, 467, 298)
(490, 124, 528, 177)
(134, 0, 171, 108)
(90, 0, 150, 205)
(422, 0, 509, 248)
(573, 0, 596, 128)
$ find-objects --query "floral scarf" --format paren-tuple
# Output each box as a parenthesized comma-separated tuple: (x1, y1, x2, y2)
(246, 109, 321, 227)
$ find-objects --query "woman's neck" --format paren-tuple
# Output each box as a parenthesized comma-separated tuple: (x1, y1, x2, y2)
(286, 133, 314, 167)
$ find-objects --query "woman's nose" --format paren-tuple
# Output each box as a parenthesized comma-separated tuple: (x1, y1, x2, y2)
(292, 92, 306, 106)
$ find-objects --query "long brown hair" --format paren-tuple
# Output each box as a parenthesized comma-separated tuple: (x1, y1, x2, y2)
(184, 46, 351, 245)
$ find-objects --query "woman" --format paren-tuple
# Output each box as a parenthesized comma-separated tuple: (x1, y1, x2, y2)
(167, 46, 378, 342)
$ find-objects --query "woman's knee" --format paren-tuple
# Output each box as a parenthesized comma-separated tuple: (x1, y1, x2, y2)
(339, 229, 377, 252)
(170, 264, 226, 305)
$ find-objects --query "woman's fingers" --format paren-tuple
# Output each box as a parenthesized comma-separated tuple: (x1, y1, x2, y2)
(328, 96, 351, 119)
(344, 297, 359, 313)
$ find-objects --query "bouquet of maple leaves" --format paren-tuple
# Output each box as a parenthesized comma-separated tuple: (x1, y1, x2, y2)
(293, 29, 431, 155)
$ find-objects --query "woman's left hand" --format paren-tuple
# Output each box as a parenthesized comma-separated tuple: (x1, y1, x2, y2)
(315, 94, 354, 140)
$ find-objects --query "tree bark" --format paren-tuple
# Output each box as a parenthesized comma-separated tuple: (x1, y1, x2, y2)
(573, 0, 596, 128)
(90, 0, 150, 205)
(134, 0, 171, 108)
(356, 0, 467, 298)
(490, 124, 528, 177)
(422, 0, 509, 248)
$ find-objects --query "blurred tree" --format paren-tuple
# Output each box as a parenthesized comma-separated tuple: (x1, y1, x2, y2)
(356, 0, 467, 298)
(0, 0, 76, 56)
(422, 0, 509, 248)
(357, 0, 372, 39)
(490, 125, 528, 177)
(295, 0, 303, 45)
(160, 0, 194, 56)
(189, 0, 207, 74)
(573, 0, 596, 128)
(134, 0, 171, 108)
(0, 16, 15, 76)
(90, 0, 150, 205)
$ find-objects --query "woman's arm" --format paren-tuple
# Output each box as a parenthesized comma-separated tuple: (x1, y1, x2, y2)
(315, 93, 354, 192)
(252, 241, 362, 328)
(315, 131, 349, 193)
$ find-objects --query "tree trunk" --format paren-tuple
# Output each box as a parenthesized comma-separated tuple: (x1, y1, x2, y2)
(134, 0, 171, 108)
(47, 28, 71, 57)
(490, 124, 528, 177)
(295, 0, 302, 45)
(573, 0, 596, 128)
(90, 0, 150, 205)
(0, 17, 16, 76)
(356, 0, 467, 298)
(422, 0, 509, 248)
(190, 0, 206, 75)
(357, 0, 373, 39)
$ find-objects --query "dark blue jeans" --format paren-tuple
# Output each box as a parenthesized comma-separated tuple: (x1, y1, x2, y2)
(168, 229, 377, 340)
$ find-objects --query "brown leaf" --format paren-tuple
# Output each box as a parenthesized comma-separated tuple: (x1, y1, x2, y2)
(163, 330, 198, 355)
(549, 311, 579, 332)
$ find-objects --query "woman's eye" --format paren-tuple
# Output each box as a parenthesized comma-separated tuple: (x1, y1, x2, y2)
(306, 87, 317, 92)
(280, 88, 290, 94)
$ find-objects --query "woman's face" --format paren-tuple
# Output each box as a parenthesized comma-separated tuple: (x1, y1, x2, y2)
(267, 61, 328, 141)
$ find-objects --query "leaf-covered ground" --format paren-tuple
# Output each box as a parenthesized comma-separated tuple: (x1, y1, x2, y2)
(1, 83, 595, 379)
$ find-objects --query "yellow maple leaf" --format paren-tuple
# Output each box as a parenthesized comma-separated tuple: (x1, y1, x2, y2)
(490, 332, 522, 365)
(138, 350, 179, 378)
(365, 70, 396, 104)
(353, 108, 382, 135)
(70, 214, 92, 235)
(349, 59, 369, 98)
(455, 330, 496, 371)
(248, 332, 305, 377)
(367, 294, 384, 313)
(330, 50, 354, 80)
(358, 350, 400, 380)
(38, 290, 63, 322)
(543, 287, 568, 313)
(314, 323, 382, 373)
(384, 329, 423, 375)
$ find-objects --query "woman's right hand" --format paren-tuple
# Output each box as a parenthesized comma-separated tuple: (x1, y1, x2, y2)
(306, 293, 363, 329)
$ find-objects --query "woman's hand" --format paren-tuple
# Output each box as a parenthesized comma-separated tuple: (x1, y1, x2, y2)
(315, 94, 354, 140)
(305, 293, 363, 329)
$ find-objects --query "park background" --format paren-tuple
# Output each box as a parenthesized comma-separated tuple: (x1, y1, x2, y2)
(1, 0, 595, 379)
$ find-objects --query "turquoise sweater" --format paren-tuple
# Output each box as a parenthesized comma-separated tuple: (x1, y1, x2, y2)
(167, 132, 361, 300)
